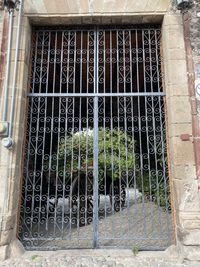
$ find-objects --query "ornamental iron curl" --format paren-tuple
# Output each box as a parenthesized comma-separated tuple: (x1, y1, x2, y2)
(18, 26, 173, 250)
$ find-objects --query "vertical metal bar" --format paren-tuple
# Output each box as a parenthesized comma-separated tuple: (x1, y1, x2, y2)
(54, 31, 64, 238)
(84, 31, 90, 231)
(148, 29, 162, 237)
(142, 29, 154, 235)
(66, 32, 73, 239)
(38, 32, 50, 236)
(77, 97, 82, 236)
(69, 95, 75, 240)
(103, 32, 107, 232)
(109, 30, 115, 238)
(78, 32, 83, 234)
(36, 35, 45, 242)
(86, 31, 89, 94)
(80, 31, 83, 93)
(133, 29, 139, 229)
(30, 32, 45, 235)
(93, 96, 99, 248)
(62, 31, 70, 237)
(70, 30, 76, 240)
(52, 32, 58, 237)
(77, 31, 83, 234)
(61, 96, 69, 237)
(103, 96, 107, 233)
(66, 31, 70, 94)
(103, 31, 106, 94)
(93, 28, 99, 248)
(122, 30, 130, 235)
(137, 30, 147, 237)
(116, 30, 123, 236)
(61, 31, 66, 236)
(46, 31, 57, 235)
(84, 96, 89, 229)
(43, 32, 50, 233)
(103, 31, 107, 227)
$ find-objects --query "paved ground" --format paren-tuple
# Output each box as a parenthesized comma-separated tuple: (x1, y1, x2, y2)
(10, 191, 185, 266)
(0, 249, 200, 267)
(21, 191, 173, 250)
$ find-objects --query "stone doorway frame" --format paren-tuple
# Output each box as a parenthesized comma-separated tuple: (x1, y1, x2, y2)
(0, 13, 199, 260)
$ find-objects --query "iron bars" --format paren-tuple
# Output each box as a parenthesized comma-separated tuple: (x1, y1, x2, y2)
(19, 26, 173, 250)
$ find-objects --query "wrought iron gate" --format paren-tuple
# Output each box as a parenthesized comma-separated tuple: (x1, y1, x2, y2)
(18, 26, 173, 250)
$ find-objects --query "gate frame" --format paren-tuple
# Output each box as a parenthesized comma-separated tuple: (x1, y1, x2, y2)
(0, 11, 198, 260)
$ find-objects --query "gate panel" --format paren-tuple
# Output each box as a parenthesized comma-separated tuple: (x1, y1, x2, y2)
(18, 26, 173, 250)
(97, 96, 171, 249)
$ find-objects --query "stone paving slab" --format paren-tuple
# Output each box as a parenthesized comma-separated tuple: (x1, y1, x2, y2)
(0, 249, 200, 267)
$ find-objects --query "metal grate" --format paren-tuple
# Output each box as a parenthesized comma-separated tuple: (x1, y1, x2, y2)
(18, 26, 173, 250)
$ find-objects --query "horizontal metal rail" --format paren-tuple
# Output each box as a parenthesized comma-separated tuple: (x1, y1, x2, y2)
(27, 92, 165, 97)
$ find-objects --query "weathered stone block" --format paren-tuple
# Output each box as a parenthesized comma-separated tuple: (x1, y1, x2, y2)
(0, 245, 8, 261)
(183, 246, 200, 261)
(163, 14, 183, 26)
(166, 96, 192, 124)
(145, 0, 170, 12)
(162, 25, 185, 50)
(165, 48, 186, 61)
(8, 239, 25, 258)
(170, 123, 192, 137)
(165, 60, 188, 86)
(166, 84, 189, 98)
(90, 0, 104, 13)
(170, 137, 195, 165)
(103, 0, 125, 13)
(173, 164, 196, 181)
(66, 0, 80, 13)
(43, 0, 65, 13)
(0, 229, 13, 246)
(80, 0, 89, 13)
(173, 179, 200, 212)
(124, 1, 147, 12)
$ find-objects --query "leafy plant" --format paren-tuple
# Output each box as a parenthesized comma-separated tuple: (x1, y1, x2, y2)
(132, 246, 139, 256)
(44, 127, 170, 210)
(49, 127, 137, 182)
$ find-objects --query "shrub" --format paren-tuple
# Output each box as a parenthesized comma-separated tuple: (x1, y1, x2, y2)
(53, 127, 137, 182)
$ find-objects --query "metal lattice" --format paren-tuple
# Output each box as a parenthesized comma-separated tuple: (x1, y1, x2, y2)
(18, 26, 173, 250)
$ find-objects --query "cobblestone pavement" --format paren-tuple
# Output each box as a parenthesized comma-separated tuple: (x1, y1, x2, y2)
(0, 250, 200, 267)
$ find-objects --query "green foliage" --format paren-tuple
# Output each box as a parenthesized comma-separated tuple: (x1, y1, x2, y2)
(55, 127, 137, 181)
(136, 169, 171, 210)
(132, 246, 139, 256)
(31, 255, 40, 261)
(45, 127, 171, 210)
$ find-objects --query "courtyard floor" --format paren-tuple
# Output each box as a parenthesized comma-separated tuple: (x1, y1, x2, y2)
(0, 249, 200, 267)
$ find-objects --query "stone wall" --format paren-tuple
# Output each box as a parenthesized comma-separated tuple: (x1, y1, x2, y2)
(190, 1, 200, 116)
(0, 0, 199, 262)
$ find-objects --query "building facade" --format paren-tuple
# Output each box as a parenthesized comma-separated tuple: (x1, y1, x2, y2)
(0, 0, 200, 262)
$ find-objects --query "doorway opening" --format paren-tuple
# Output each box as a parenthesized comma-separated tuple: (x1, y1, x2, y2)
(18, 25, 173, 250)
